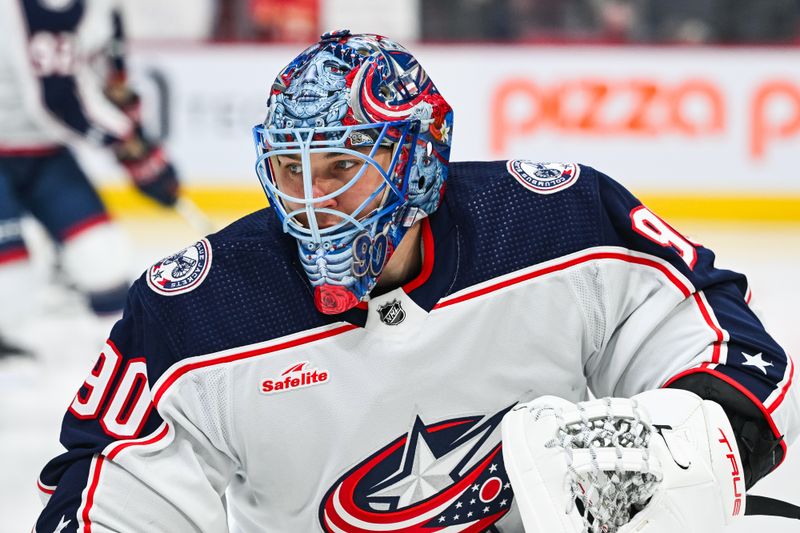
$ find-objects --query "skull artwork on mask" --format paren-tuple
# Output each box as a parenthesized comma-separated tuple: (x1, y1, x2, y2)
(271, 51, 352, 130)
(253, 30, 453, 314)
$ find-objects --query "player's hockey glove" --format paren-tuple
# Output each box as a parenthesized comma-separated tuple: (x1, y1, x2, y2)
(501, 389, 744, 533)
(113, 135, 179, 207)
(104, 74, 142, 123)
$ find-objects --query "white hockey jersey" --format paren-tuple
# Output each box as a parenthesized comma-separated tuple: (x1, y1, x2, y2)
(0, 0, 132, 152)
(35, 161, 799, 532)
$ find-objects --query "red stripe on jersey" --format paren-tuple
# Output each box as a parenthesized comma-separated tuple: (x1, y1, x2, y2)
(153, 324, 358, 407)
(693, 293, 724, 364)
(767, 354, 795, 415)
(403, 217, 434, 293)
(83, 455, 106, 533)
(62, 213, 111, 241)
(107, 423, 170, 460)
(36, 479, 55, 495)
(434, 251, 692, 310)
(0, 145, 61, 157)
(0, 247, 29, 265)
(664, 368, 788, 470)
(79, 425, 171, 531)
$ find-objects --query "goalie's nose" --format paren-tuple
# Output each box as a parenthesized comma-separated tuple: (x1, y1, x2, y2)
(309, 182, 340, 228)
(301, 62, 319, 84)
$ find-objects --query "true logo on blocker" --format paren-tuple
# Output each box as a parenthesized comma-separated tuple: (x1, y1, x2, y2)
(261, 361, 329, 395)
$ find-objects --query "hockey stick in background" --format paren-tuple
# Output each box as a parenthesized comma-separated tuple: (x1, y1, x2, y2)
(174, 197, 217, 235)
(746, 495, 800, 520)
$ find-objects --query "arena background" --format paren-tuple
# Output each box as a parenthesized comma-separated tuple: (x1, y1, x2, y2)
(3, 0, 799, 530)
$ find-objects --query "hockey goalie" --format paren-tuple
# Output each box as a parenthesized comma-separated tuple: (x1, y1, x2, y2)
(32, 29, 798, 533)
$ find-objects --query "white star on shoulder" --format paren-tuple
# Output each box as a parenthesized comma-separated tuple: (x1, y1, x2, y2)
(53, 515, 71, 533)
(742, 352, 773, 375)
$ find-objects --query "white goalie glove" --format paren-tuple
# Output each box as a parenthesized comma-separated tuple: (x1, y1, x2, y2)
(501, 389, 745, 533)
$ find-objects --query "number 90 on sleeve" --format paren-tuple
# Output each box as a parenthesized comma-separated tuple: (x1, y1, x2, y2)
(69, 342, 154, 439)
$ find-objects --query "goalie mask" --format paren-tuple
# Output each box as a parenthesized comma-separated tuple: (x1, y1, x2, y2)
(253, 30, 453, 314)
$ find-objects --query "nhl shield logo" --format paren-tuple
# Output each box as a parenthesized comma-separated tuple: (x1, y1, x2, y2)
(147, 239, 212, 296)
(377, 299, 406, 326)
(506, 160, 581, 195)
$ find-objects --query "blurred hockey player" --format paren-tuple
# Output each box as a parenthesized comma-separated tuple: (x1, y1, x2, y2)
(33, 31, 798, 532)
(0, 0, 179, 358)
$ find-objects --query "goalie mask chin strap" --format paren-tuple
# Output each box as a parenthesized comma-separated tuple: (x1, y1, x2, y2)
(745, 495, 800, 520)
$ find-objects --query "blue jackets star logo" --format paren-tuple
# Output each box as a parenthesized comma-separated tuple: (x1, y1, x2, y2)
(319, 406, 516, 531)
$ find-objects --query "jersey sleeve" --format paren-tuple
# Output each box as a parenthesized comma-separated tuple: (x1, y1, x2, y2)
(34, 280, 235, 533)
(580, 167, 798, 487)
(4, 0, 133, 146)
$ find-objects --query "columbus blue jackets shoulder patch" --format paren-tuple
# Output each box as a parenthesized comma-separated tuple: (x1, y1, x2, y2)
(147, 238, 212, 296)
(506, 160, 581, 195)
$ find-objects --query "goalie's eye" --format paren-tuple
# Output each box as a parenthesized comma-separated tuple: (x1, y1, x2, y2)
(323, 61, 348, 75)
(334, 160, 358, 171)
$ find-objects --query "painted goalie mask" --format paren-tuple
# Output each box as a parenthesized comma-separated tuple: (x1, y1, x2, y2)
(253, 30, 453, 314)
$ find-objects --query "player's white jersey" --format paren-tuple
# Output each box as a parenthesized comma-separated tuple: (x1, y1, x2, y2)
(34, 162, 798, 532)
(0, 0, 132, 151)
